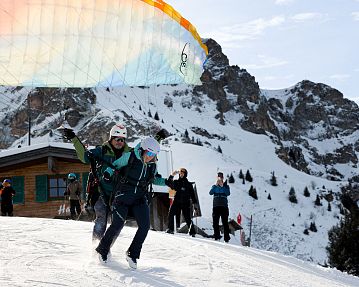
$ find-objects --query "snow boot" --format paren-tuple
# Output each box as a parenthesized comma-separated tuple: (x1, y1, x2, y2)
(126, 250, 137, 269)
(95, 246, 108, 263)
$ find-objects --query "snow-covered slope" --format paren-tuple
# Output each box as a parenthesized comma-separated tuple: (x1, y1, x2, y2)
(0, 84, 347, 265)
(1, 217, 358, 287)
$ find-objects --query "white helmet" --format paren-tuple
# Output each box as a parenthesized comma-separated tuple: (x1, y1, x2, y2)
(140, 137, 160, 155)
(109, 123, 127, 139)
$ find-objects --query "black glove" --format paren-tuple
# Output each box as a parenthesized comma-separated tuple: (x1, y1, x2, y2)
(63, 128, 76, 140)
(155, 128, 170, 142)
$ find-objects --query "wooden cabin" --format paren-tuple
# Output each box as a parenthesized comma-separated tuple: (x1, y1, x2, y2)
(0, 142, 186, 231)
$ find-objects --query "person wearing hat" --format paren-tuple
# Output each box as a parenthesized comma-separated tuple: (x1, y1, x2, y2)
(64, 173, 82, 219)
(209, 172, 231, 242)
(95, 137, 172, 269)
(1, 179, 16, 216)
(63, 125, 169, 241)
(63, 124, 132, 240)
(166, 167, 197, 236)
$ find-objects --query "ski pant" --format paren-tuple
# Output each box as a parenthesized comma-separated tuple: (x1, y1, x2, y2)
(97, 197, 150, 259)
(168, 200, 195, 235)
(93, 196, 110, 241)
(1, 202, 13, 216)
(212, 206, 230, 242)
(70, 199, 81, 218)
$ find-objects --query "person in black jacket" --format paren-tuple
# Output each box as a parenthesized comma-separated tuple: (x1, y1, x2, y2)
(1, 179, 16, 216)
(166, 168, 197, 236)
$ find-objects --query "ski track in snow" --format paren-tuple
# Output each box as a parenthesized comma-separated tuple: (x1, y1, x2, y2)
(0, 217, 358, 287)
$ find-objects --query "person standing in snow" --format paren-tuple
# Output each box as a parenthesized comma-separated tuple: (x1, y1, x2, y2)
(63, 124, 131, 240)
(210, 172, 230, 242)
(1, 179, 16, 216)
(166, 168, 197, 236)
(95, 137, 172, 269)
(64, 173, 82, 219)
(62, 125, 169, 244)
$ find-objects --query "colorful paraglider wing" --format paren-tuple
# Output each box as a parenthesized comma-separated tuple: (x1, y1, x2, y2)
(0, 0, 207, 88)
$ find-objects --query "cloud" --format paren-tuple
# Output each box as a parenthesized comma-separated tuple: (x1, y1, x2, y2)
(242, 55, 289, 70)
(275, 0, 294, 5)
(290, 12, 328, 23)
(210, 16, 285, 44)
(352, 12, 359, 21)
(329, 74, 351, 81)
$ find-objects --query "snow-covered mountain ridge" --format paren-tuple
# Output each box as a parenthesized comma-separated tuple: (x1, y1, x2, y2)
(0, 39, 358, 266)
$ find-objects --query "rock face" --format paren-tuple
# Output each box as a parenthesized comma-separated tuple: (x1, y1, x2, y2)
(196, 39, 359, 182)
(1, 38, 359, 184)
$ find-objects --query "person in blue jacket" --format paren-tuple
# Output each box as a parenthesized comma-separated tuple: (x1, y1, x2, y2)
(95, 137, 171, 269)
(209, 172, 230, 242)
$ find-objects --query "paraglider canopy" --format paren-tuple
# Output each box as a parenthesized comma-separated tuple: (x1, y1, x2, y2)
(0, 0, 207, 87)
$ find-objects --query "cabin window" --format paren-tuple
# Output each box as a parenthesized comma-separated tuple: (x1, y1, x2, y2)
(48, 175, 67, 198)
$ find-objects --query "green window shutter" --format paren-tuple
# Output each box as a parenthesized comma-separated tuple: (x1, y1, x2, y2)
(82, 172, 89, 200)
(35, 175, 48, 202)
(12, 176, 25, 204)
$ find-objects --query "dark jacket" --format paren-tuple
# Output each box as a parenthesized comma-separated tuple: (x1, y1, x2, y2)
(209, 183, 230, 207)
(1, 186, 16, 204)
(72, 137, 131, 197)
(168, 177, 197, 204)
(111, 144, 168, 205)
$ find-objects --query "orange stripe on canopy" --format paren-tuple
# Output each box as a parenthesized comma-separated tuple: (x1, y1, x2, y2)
(140, 0, 208, 54)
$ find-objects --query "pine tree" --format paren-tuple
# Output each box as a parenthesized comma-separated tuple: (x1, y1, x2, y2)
(217, 145, 222, 153)
(270, 171, 278, 186)
(303, 229, 309, 235)
(154, 112, 159, 120)
(139, 105, 142, 111)
(288, 187, 298, 204)
(148, 110, 152, 117)
(303, 186, 310, 197)
(267, 193, 272, 200)
(248, 185, 258, 200)
(327, 211, 359, 276)
(327, 202, 332, 212)
(245, 170, 253, 182)
(239, 169, 244, 179)
(242, 177, 245, 185)
(228, 173, 235, 183)
(309, 222, 317, 232)
(195, 138, 203, 146)
(315, 194, 322, 206)
(184, 129, 189, 138)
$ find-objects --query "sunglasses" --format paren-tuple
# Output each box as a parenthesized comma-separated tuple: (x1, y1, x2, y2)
(113, 137, 125, 143)
(145, 150, 157, 157)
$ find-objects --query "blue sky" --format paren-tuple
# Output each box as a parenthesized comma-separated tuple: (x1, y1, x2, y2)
(166, 0, 359, 101)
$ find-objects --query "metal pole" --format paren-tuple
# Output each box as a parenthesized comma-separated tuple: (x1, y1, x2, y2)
(248, 215, 253, 247)
(27, 95, 31, 146)
(28, 116, 31, 146)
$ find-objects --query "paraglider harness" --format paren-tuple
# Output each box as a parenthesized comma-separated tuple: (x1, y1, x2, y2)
(85, 145, 116, 215)
(84, 157, 100, 215)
